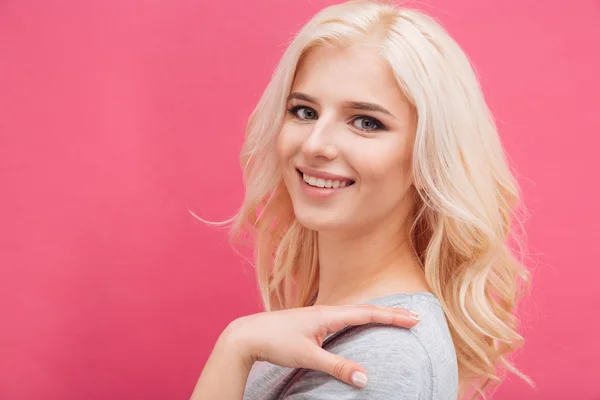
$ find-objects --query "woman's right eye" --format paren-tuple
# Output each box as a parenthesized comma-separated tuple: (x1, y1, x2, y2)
(287, 106, 318, 120)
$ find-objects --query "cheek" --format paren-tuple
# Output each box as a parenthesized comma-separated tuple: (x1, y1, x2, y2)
(353, 141, 413, 187)
(276, 124, 303, 163)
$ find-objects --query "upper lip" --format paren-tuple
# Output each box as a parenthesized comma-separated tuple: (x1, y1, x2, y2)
(296, 166, 355, 182)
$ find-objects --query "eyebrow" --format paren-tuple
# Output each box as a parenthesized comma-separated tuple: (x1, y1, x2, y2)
(286, 92, 396, 119)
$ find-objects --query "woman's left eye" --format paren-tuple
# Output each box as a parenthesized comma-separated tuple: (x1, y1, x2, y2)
(352, 116, 385, 131)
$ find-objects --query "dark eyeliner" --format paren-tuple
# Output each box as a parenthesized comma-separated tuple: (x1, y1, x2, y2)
(287, 105, 317, 119)
(352, 115, 387, 131)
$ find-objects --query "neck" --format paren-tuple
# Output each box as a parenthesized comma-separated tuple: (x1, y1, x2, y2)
(313, 216, 431, 307)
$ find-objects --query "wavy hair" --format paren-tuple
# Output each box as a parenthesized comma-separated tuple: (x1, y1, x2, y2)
(216, 0, 532, 397)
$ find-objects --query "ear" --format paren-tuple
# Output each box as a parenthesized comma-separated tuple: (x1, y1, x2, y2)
(408, 170, 421, 192)
(410, 182, 422, 199)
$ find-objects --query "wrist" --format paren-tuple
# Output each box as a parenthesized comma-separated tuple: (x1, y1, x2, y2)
(218, 321, 255, 370)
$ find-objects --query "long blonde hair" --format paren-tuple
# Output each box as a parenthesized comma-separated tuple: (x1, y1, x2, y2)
(222, 0, 532, 397)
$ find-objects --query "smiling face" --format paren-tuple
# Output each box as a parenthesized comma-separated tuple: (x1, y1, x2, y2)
(277, 44, 417, 234)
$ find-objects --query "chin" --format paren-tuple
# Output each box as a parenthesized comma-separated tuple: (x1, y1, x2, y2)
(293, 207, 347, 232)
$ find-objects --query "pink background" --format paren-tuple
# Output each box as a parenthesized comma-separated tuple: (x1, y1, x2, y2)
(1, 0, 599, 398)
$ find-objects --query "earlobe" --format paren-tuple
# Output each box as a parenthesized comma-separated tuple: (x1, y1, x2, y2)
(410, 182, 422, 196)
(408, 170, 419, 191)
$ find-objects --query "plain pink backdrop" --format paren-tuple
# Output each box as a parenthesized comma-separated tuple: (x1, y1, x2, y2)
(1, 0, 599, 399)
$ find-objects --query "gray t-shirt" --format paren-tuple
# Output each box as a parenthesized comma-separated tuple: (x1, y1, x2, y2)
(243, 292, 458, 399)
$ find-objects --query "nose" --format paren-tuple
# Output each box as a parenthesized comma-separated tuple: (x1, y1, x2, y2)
(301, 117, 338, 161)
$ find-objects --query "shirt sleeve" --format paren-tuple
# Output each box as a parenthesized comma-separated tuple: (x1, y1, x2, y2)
(283, 325, 433, 400)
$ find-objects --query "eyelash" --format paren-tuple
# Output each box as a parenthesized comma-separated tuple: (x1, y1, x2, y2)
(286, 105, 387, 132)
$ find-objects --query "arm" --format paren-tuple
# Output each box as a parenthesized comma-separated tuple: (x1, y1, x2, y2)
(189, 327, 253, 400)
(189, 306, 419, 399)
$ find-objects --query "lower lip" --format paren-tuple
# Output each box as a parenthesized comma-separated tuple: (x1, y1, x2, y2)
(297, 171, 354, 198)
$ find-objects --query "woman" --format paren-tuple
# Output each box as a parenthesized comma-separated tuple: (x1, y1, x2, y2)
(191, 0, 532, 398)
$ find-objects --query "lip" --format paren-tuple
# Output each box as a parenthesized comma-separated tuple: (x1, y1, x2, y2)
(296, 166, 355, 183)
(295, 167, 355, 199)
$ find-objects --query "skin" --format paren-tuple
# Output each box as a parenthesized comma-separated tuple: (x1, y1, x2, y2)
(190, 44, 430, 399)
(278, 44, 430, 305)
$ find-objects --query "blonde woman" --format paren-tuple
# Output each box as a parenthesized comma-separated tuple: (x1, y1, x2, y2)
(191, 0, 531, 398)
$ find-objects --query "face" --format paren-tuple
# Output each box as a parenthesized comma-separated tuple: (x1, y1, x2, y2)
(277, 44, 417, 234)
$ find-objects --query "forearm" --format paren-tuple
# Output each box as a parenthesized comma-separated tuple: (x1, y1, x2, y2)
(190, 330, 254, 400)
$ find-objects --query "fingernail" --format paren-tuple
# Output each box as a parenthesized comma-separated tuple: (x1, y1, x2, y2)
(409, 314, 420, 321)
(408, 310, 420, 316)
(351, 371, 368, 388)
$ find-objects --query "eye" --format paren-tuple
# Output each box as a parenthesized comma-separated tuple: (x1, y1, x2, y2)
(287, 105, 318, 120)
(351, 116, 385, 132)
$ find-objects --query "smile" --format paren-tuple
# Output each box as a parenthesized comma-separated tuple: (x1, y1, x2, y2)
(295, 168, 355, 197)
(301, 172, 353, 188)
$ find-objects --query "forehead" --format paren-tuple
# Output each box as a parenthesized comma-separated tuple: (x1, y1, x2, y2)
(291, 44, 408, 109)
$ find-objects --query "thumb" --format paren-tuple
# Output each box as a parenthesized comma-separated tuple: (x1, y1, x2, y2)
(310, 347, 369, 388)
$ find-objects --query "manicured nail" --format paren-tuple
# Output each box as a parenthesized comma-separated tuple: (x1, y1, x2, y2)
(351, 371, 368, 387)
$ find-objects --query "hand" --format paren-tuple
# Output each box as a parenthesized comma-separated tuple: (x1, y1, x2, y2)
(222, 303, 420, 388)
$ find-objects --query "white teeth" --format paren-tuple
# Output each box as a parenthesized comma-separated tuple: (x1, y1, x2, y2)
(302, 172, 352, 189)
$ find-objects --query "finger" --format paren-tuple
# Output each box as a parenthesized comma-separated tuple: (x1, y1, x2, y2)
(310, 346, 369, 388)
(324, 305, 420, 332)
(371, 305, 420, 316)
(348, 304, 420, 320)
(338, 304, 417, 314)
